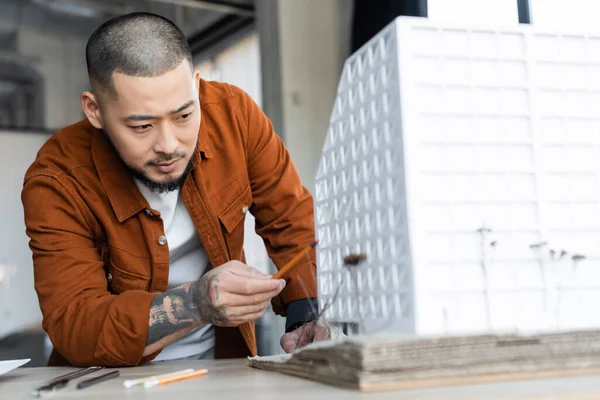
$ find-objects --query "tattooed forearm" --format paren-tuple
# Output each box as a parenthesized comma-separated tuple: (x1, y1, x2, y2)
(145, 274, 227, 350)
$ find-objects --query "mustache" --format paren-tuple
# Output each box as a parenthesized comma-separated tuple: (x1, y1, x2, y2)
(146, 150, 186, 166)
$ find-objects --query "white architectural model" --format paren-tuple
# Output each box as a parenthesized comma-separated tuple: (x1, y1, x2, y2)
(314, 16, 600, 336)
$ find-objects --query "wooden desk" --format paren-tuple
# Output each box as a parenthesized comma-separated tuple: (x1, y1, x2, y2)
(1, 359, 599, 399)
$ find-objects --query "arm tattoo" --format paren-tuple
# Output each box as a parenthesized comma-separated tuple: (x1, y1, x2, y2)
(146, 274, 227, 347)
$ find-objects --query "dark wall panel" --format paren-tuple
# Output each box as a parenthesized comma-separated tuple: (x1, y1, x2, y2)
(351, 0, 427, 53)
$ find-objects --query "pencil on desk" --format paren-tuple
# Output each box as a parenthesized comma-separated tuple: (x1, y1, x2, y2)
(143, 368, 208, 388)
(123, 368, 195, 388)
(76, 370, 119, 390)
(272, 241, 318, 280)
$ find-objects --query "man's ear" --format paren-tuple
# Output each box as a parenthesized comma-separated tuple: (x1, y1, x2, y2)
(194, 69, 201, 92)
(81, 90, 104, 130)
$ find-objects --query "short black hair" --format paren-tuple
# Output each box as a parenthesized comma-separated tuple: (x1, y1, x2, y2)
(86, 12, 193, 98)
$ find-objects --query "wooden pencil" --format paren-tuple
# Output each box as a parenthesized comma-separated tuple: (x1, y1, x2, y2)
(272, 241, 318, 280)
(144, 369, 208, 388)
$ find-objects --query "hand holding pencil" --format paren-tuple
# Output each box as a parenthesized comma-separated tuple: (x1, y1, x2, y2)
(195, 261, 286, 328)
(188, 241, 316, 329)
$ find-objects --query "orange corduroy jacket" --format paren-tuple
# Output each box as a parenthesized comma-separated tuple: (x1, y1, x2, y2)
(21, 79, 317, 367)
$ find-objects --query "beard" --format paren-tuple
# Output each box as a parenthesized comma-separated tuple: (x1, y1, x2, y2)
(104, 131, 196, 194)
(128, 156, 194, 194)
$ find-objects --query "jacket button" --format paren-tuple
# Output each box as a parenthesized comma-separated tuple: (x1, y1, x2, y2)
(107, 273, 112, 282)
(158, 235, 167, 245)
(241, 204, 249, 214)
(145, 209, 154, 216)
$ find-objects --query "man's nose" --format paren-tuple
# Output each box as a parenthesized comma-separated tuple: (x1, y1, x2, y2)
(154, 126, 179, 154)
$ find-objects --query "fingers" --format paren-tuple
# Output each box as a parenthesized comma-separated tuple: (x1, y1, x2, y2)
(222, 273, 286, 296)
(280, 332, 299, 353)
(281, 323, 314, 351)
(313, 322, 330, 342)
(296, 323, 315, 348)
(278, 322, 333, 353)
(204, 261, 288, 327)
(224, 260, 272, 279)
(218, 291, 275, 307)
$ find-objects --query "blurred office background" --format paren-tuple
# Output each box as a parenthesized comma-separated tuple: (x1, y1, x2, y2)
(0, 0, 597, 366)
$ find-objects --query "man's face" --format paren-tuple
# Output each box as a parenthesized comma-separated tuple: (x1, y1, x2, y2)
(86, 60, 201, 193)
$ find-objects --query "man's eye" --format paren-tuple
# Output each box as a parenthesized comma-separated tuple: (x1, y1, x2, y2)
(133, 124, 151, 131)
(178, 112, 192, 120)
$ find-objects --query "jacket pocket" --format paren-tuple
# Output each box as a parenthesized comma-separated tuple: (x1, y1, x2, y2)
(107, 249, 151, 294)
(218, 184, 252, 260)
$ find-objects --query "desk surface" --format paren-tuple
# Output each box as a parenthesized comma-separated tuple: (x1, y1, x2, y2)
(1, 359, 600, 400)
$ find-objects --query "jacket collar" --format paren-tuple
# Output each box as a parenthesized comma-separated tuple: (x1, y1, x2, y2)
(197, 109, 213, 160)
(91, 129, 148, 223)
(91, 113, 212, 223)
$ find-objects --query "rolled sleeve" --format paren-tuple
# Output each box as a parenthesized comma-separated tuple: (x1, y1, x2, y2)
(22, 174, 155, 366)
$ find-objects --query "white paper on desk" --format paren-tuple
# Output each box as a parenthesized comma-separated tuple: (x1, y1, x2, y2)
(0, 359, 30, 376)
(248, 353, 291, 364)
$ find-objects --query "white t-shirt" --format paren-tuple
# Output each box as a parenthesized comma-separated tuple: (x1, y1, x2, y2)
(134, 180, 215, 361)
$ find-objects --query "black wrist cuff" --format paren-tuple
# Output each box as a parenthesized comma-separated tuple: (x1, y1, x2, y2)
(285, 298, 319, 333)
